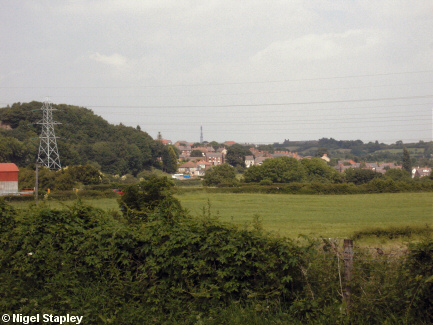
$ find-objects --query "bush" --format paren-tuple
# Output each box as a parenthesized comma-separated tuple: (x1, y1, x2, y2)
(0, 194, 309, 322)
(203, 164, 237, 186)
(259, 178, 273, 186)
(344, 168, 381, 185)
(397, 238, 433, 323)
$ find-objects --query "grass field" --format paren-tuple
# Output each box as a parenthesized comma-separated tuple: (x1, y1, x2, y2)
(177, 192, 433, 239)
(10, 192, 432, 243)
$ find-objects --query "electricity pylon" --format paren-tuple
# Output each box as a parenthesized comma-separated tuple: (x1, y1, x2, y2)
(36, 100, 61, 169)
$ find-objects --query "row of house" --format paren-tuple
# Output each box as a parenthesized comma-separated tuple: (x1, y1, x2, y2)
(172, 141, 228, 165)
(335, 160, 403, 174)
(177, 160, 212, 176)
(165, 139, 432, 179)
(245, 150, 305, 168)
(335, 159, 432, 178)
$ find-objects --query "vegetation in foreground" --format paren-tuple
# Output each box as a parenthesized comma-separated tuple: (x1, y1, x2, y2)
(1, 177, 432, 324)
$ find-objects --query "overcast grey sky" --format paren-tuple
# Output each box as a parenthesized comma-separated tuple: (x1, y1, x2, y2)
(1, 0, 432, 144)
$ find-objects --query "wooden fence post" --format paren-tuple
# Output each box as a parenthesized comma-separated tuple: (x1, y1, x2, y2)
(343, 238, 353, 312)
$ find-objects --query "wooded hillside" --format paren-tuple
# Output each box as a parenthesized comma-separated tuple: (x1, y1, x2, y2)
(0, 101, 164, 175)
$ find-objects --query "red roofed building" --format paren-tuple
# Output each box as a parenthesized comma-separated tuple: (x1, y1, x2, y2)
(0, 163, 19, 195)
(178, 161, 198, 174)
(223, 141, 236, 146)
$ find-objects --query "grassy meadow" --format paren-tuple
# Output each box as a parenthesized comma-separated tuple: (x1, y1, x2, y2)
(177, 192, 433, 239)
(9, 192, 432, 243)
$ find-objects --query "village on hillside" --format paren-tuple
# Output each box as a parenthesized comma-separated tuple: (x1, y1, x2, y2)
(161, 139, 432, 181)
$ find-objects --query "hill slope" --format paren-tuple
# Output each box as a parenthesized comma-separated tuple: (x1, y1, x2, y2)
(0, 101, 163, 175)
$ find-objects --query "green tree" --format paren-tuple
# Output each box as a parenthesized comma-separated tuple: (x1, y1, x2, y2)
(242, 164, 262, 183)
(119, 176, 183, 223)
(300, 158, 341, 183)
(55, 171, 75, 190)
(344, 168, 381, 185)
(385, 168, 411, 182)
(162, 146, 178, 174)
(208, 141, 220, 151)
(190, 149, 204, 157)
(203, 163, 237, 186)
(68, 164, 103, 185)
(256, 144, 274, 154)
(225, 144, 252, 168)
(315, 148, 329, 158)
(402, 147, 412, 173)
(244, 157, 306, 183)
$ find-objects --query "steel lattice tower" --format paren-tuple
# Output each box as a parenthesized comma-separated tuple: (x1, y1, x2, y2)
(36, 100, 61, 169)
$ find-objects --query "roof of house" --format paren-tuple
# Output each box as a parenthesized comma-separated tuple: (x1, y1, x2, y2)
(413, 167, 432, 177)
(0, 163, 19, 172)
(338, 159, 357, 165)
(177, 145, 192, 151)
(179, 161, 197, 168)
(192, 146, 215, 153)
(255, 157, 271, 163)
(206, 152, 223, 157)
(245, 155, 254, 160)
(196, 160, 212, 166)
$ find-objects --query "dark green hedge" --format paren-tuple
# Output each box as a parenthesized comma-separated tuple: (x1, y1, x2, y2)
(193, 179, 433, 195)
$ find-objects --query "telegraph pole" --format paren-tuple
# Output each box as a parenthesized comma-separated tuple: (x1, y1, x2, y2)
(36, 100, 61, 169)
(35, 164, 39, 204)
(200, 125, 203, 143)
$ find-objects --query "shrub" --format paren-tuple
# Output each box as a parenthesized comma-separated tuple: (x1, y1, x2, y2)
(403, 239, 433, 322)
(203, 164, 237, 186)
(344, 168, 381, 185)
(0, 196, 309, 322)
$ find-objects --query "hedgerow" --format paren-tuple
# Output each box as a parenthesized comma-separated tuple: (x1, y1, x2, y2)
(197, 179, 433, 195)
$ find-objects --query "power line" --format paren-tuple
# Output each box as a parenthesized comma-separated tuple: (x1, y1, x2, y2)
(95, 110, 432, 122)
(1, 70, 432, 89)
(94, 102, 431, 119)
(85, 95, 433, 109)
(139, 118, 431, 127)
(21, 81, 433, 99)
(143, 127, 432, 135)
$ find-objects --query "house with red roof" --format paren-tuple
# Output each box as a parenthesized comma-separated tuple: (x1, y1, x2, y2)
(0, 163, 19, 195)
(178, 161, 198, 174)
(412, 167, 432, 178)
(195, 160, 212, 176)
(161, 139, 172, 145)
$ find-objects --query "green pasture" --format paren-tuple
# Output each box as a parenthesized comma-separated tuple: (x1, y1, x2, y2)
(375, 147, 423, 155)
(177, 192, 433, 239)
(9, 192, 432, 242)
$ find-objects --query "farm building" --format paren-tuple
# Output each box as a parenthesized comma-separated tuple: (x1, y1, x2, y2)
(0, 163, 19, 195)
